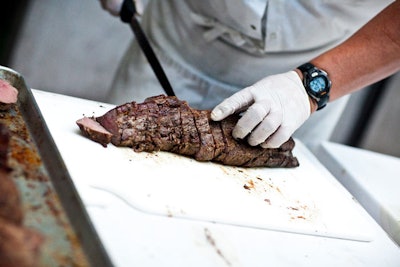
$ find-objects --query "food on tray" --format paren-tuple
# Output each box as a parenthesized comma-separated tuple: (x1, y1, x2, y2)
(0, 124, 43, 267)
(0, 79, 18, 110)
(77, 95, 299, 168)
(0, 220, 44, 267)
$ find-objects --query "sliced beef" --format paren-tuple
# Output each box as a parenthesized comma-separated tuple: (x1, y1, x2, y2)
(0, 169, 23, 225)
(0, 124, 22, 224)
(215, 115, 258, 166)
(0, 123, 44, 267)
(0, 123, 11, 169)
(77, 95, 299, 168)
(96, 102, 139, 146)
(209, 120, 225, 159)
(0, 79, 18, 104)
(176, 101, 200, 156)
(193, 110, 215, 161)
(154, 97, 182, 152)
(123, 102, 152, 150)
(138, 100, 161, 152)
(0, 218, 44, 267)
(76, 117, 113, 147)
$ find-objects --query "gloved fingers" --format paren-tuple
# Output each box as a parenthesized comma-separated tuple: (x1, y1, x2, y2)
(260, 127, 293, 149)
(211, 88, 254, 121)
(99, 0, 123, 16)
(247, 107, 282, 146)
(232, 101, 271, 139)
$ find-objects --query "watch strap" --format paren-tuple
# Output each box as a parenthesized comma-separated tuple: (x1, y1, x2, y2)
(316, 94, 329, 110)
(298, 63, 330, 110)
(297, 63, 315, 73)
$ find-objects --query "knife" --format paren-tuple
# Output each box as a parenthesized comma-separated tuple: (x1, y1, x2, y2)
(120, 0, 176, 96)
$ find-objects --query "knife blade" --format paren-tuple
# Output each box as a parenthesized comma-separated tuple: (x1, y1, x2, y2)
(120, 0, 176, 96)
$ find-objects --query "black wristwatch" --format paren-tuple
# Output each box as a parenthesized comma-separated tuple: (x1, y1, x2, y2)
(297, 63, 331, 110)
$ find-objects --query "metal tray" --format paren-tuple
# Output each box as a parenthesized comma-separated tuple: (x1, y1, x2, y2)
(0, 66, 113, 267)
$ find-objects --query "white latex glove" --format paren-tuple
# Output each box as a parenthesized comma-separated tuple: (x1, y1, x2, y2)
(211, 71, 311, 148)
(99, 0, 123, 16)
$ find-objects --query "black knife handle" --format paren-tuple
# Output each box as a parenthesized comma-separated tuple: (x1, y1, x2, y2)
(119, 0, 176, 97)
(130, 16, 176, 96)
(120, 0, 136, 23)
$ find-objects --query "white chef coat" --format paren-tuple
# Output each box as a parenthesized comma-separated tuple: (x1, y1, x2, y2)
(106, 0, 392, 147)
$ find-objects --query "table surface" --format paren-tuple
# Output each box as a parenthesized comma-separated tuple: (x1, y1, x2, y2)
(32, 89, 400, 267)
(316, 141, 400, 246)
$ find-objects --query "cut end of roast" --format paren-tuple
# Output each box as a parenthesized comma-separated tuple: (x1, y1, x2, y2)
(76, 117, 113, 147)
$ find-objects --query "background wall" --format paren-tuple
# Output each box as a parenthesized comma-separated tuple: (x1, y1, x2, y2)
(4, 0, 400, 157)
(8, 0, 131, 102)
(359, 75, 400, 156)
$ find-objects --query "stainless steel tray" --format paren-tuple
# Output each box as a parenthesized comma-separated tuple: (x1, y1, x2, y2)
(0, 66, 113, 267)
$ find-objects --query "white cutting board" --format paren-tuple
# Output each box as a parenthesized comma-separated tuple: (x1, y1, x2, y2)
(317, 142, 400, 245)
(33, 90, 376, 242)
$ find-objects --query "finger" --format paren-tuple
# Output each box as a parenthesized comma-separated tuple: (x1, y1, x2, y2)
(232, 101, 271, 139)
(260, 126, 293, 149)
(247, 107, 282, 146)
(211, 88, 254, 121)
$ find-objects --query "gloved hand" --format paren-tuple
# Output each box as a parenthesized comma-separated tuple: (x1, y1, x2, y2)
(99, 0, 123, 16)
(211, 71, 312, 148)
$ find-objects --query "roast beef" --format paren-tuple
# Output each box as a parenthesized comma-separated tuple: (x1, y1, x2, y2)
(0, 79, 18, 111)
(77, 95, 299, 168)
(0, 124, 44, 267)
(0, 219, 44, 267)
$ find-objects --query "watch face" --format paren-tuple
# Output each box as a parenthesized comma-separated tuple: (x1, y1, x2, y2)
(309, 76, 327, 94)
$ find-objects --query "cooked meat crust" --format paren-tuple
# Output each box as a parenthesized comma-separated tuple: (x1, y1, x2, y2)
(77, 95, 299, 168)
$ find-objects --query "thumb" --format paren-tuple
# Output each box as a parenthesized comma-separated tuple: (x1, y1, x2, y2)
(211, 88, 254, 121)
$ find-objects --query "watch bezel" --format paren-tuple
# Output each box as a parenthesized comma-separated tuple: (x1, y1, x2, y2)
(298, 63, 331, 110)
(305, 71, 331, 99)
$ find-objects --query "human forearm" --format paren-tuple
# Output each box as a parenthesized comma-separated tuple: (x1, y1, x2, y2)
(310, 1, 400, 102)
(213, 1, 400, 149)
